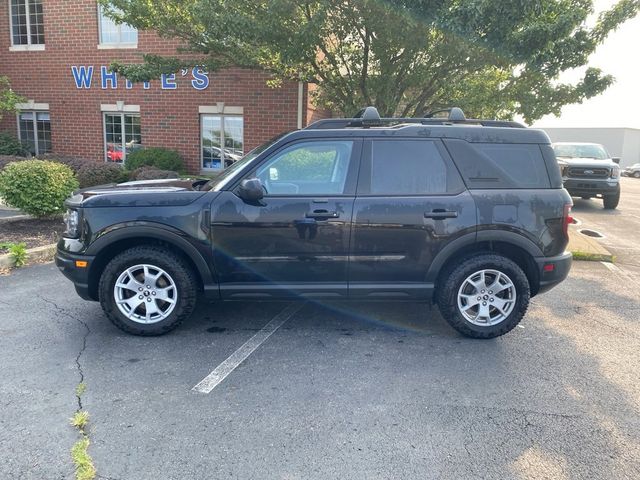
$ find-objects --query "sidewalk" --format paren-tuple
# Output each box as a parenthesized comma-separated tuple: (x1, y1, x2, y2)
(0, 206, 28, 221)
(567, 226, 613, 262)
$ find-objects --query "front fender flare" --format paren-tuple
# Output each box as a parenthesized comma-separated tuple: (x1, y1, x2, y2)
(86, 224, 215, 285)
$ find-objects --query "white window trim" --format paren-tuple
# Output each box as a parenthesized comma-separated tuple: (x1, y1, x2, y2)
(16, 107, 50, 156)
(97, 43, 138, 50)
(101, 103, 140, 113)
(199, 105, 244, 115)
(97, 5, 138, 48)
(200, 108, 244, 172)
(9, 44, 45, 52)
(8, 0, 45, 49)
(16, 101, 49, 111)
(102, 111, 141, 164)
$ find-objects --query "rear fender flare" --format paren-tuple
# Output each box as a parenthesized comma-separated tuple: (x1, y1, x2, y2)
(426, 230, 543, 283)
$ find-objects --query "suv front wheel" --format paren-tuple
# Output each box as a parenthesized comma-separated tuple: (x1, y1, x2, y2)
(436, 254, 531, 339)
(98, 246, 198, 335)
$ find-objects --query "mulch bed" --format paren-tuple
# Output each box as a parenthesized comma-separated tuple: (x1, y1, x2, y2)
(0, 217, 64, 252)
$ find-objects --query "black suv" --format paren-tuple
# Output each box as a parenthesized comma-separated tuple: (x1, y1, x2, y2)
(56, 107, 572, 339)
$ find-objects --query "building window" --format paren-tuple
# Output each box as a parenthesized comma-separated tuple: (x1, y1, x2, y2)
(201, 115, 244, 170)
(18, 111, 51, 156)
(98, 6, 137, 47)
(10, 0, 45, 47)
(104, 113, 141, 164)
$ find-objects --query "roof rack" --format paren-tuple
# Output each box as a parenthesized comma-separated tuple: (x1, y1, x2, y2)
(305, 106, 525, 130)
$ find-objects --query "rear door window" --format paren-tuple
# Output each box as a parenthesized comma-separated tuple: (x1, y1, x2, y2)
(361, 140, 464, 195)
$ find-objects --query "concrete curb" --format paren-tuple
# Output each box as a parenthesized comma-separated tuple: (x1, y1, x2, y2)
(0, 243, 56, 269)
(568, 228, 614, 263)
(0, 214, 30, 223)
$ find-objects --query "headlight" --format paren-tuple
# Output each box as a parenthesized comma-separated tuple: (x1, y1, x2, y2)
(63, 209, 80, 238)
(611, 165, 620, 179)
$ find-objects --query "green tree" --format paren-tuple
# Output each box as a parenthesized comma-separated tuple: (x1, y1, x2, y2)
(0, 76, 23, 121)
(101, 0, 639, 122)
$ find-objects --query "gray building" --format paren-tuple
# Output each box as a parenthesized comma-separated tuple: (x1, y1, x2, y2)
(542, 128, 640, 167)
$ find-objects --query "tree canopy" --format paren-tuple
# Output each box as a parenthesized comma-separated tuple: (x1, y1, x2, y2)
(102, 0, 640, 122)
(0, 76, 23, 122)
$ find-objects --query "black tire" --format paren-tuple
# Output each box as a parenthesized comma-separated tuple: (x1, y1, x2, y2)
(436, 254, 530, 339)
(99, 246, 198, 335)
(603, 188, 620, 210)
(633, 171, 640, 179)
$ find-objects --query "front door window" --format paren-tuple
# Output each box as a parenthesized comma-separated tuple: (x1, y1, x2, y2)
(255, 141, 354, 196)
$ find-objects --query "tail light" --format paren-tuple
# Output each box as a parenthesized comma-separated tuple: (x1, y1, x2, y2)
(562, 203, 573, 241)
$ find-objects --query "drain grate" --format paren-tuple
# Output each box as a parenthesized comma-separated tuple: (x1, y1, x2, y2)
(578, 229, 604, 238)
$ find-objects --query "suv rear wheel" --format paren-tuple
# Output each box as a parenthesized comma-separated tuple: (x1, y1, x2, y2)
(98, 246, 198, 335)
(436, 254, 530, 339)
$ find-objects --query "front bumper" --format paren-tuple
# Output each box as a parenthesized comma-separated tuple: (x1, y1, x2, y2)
(563, 178, 619, 196)
(535, 252, 572, 295)
(55, 248, 96, 301)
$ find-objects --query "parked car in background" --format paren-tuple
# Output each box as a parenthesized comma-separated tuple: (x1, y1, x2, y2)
(623, 163, 640, 178)
(552, 142, 621, 209)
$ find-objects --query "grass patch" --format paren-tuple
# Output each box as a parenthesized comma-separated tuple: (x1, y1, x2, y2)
(71, 437, 96, 480)
(70, 410, 89, 430)
(571, 251, 615, 262)
(75, 382, 86, 397)
(0, 241, 28, 267)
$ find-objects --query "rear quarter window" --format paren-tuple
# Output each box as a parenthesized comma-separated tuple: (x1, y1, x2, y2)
(444, 139, 551, 189)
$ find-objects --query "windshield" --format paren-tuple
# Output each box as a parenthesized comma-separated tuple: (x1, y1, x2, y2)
(553, 144, 609, 160)
(202, 132, 291, 191)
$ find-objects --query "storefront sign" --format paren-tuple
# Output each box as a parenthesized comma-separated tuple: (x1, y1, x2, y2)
(71, 66, 209, 91)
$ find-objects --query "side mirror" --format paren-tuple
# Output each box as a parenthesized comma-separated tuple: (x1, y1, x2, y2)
(612, 157, 620, 164)
(237, 178, 264, 202)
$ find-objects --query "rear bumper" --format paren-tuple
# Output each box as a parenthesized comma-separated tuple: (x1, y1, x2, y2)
(55, 248, 96, 301)
(534, 252, 572, 295)
(563, 178, 619, 196)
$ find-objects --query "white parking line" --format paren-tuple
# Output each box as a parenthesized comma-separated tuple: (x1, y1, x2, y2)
(601, 261, 620, 272)
(192, 302, 305, 394)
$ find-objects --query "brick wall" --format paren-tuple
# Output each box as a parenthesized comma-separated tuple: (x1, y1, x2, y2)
(0, 0, 310, 173)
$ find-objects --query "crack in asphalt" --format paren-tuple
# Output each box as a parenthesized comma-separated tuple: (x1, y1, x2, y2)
(37, 295, 91, 411)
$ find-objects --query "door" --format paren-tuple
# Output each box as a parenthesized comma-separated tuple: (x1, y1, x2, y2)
(349, 139, 476, 298)
(211, 138, 362, 299)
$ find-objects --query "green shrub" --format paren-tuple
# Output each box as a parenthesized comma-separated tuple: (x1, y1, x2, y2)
(0, 160, 78, 217)
(0, 154, 26, 171)
(125, 147, 185, 173)
(0, 132, 27, 156)
(38, 154, 89, 175)
(130, 166, 179, 181)
(77, 162, 129, 188)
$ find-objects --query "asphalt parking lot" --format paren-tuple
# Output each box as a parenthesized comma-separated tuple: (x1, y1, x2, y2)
(1, 178, 639, 480)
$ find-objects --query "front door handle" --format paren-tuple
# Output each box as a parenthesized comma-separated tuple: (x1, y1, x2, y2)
(306, 210, 339, 219)
(424, 209, 458, 219)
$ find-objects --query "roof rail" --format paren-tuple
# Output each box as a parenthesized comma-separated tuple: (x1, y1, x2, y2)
(306, 106, 525, 130)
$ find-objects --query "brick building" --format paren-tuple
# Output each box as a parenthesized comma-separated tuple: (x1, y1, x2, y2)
(0, 0, 323, 173)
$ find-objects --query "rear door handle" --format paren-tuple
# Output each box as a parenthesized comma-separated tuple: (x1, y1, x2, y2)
(306, 210, 339, 219)
(424, 209, 458, 219)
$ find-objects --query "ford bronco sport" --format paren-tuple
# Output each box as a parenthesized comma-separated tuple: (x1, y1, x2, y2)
(56, 107, 573, 339)
(552, 142, 621, 209)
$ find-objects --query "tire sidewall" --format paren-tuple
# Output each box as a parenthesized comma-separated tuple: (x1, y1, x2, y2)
(99, 247, 196, 335)
(439, 254, 530, 338)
